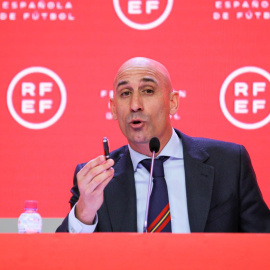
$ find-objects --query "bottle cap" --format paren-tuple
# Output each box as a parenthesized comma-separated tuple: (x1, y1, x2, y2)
(24, 200, 38, 210)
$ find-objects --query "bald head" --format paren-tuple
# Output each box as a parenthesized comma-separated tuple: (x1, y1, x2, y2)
(110, 57, 179, 156)
(113, 57, 173, 93)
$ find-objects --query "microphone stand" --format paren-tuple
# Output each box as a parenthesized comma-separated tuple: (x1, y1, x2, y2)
(143, 150, 156, 233)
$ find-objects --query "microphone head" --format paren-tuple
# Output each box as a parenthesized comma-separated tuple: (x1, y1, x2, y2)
(149, 137, 160, 153)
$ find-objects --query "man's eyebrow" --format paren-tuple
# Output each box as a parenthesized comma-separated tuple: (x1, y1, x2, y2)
(141, 77, 158, 84)
(116, 77, 158, 89)
(116, 80, 129, 89)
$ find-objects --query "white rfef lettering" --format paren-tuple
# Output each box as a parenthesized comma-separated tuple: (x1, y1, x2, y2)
(146, 1, 159, 14)
(234, 100, 248, 113)
(128, 1, 142, 14)
(20, 82, 54, 113)
(253, 82, 266, 96)
(39, 100, 53, 113)
(234, 82, 248, 96)
(253, 100, 266, 113)
(22, 100, 35, 113)
(22, 82, 36, 96)
(39, 82, 53, 96)
(234, 82, 267, 113)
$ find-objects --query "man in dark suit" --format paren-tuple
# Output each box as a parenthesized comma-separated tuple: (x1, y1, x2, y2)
(57, 57, 270, 233)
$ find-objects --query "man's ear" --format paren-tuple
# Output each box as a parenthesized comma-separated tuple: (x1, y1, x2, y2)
(169, 91, 179, 115)
(110, 98, 118, 120)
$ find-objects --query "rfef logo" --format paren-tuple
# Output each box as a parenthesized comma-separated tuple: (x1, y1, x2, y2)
(7, 67, 67, 129)
(113, 0, 174, 30)
(220, 67, 270, 129)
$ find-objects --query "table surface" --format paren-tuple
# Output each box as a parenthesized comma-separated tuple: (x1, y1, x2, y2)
(1, 233, 270, 270)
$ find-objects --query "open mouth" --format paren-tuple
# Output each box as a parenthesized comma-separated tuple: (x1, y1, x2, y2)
(130, 119, 144, 128)
(132, 120, 141, 125)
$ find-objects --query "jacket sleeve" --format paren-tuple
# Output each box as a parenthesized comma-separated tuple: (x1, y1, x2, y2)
(239, 145, 270, 232)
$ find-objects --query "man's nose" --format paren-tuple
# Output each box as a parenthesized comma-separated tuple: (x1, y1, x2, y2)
(130, 92, 143, 112)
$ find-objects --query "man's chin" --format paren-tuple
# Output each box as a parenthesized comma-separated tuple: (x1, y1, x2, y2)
(128, 133, 151, 145)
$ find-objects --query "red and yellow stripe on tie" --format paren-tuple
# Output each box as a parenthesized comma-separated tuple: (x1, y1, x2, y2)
(147, 203, 171, 232)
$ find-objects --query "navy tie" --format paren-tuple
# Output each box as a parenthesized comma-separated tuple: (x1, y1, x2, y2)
(141, 156, 172, 232)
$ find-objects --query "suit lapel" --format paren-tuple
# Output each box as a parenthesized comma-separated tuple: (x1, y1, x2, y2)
(104, 146, 137, 232)
(104, 131, 214, 233)
(176, 130, 214, 232)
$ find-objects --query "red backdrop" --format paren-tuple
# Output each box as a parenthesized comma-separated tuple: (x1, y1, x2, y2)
(0, 0, 269, 218)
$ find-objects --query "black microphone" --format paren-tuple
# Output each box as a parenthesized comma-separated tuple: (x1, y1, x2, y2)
(143, 137, 160, 233)
(149, 137, 160, 153)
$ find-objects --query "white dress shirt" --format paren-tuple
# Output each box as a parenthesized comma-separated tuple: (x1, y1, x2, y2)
(68, 129, 190, 233)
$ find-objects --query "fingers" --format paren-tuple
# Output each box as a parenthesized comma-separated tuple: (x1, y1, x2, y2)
(77, 155, 114, 192)
(86, 167, 114, 193)
(74, 156, 114, 224)
(78, 155, 113, 180)
(98, 170, 114, 191)
(79, 155, 108, 176)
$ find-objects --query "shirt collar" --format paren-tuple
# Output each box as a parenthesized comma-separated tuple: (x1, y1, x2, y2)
(128, 129, 183, 172)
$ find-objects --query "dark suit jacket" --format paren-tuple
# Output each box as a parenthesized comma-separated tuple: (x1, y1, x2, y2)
(57, 129, 270, 232)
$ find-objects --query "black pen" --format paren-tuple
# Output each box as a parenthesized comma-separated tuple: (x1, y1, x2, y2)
(103, 137, 110, 160)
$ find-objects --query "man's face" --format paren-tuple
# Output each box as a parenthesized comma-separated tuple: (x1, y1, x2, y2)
(110, 59, 178, 155)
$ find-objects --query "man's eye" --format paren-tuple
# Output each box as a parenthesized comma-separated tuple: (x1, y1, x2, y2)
(144, 89, 154, 94)
(121, 91, 131, 97)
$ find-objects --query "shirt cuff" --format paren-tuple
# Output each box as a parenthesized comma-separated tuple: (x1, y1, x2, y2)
(68, 203, 98, 233)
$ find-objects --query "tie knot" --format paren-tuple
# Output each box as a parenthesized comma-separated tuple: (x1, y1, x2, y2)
(140, 156, 169, 178)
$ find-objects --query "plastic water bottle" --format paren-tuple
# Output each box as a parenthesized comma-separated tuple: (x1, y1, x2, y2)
(18, 200, 42, 233)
